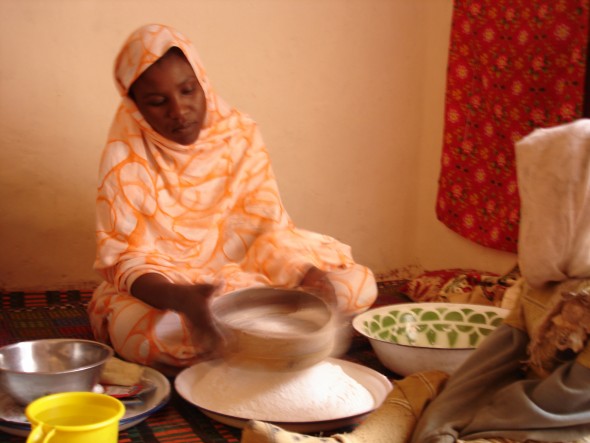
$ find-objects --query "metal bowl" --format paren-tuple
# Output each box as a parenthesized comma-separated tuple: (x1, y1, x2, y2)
(353, 303, 509, 376)
(0, 339, 113, 405)
(212, 287, 337, 371)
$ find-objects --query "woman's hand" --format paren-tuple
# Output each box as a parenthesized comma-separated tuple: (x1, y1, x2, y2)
(130, 273, 224, 360)
(300, 266, 337, 309)
(176, 284, 225, 360)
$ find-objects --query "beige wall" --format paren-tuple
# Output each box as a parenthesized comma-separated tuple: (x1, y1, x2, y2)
(0, 0, 516, 291)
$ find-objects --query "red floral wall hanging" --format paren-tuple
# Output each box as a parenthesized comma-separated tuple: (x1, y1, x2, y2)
(436, 0, 589, 253)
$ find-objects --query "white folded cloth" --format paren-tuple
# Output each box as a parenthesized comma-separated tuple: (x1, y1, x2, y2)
(516, 119, 590, 288)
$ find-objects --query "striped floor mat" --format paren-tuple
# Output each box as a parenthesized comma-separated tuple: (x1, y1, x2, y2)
(0, 283, 407, 442)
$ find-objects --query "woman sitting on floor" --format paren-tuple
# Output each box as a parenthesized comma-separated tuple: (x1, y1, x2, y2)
(241, 120, 590, 442)
(88, 24, 377, 372)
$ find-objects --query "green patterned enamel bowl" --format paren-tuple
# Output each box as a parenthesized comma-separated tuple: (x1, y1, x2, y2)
(352, 303, 509, 376)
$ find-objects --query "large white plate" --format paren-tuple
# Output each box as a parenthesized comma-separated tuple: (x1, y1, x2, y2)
(0, 366, 170, 437)
(175, 357, 393, 433)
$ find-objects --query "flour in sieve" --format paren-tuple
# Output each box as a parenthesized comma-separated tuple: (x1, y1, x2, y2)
(192, 360, 374, 421)
(223, 307, 325, 335)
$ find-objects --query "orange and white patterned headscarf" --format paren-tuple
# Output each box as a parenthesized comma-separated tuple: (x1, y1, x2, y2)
(94, 24, 356, 296)
(112, 24, 233, 152)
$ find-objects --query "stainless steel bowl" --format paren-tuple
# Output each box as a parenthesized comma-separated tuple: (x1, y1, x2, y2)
(0, 339, 113, 405)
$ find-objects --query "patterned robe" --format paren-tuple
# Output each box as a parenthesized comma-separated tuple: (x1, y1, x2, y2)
(88, 24, 377, 367)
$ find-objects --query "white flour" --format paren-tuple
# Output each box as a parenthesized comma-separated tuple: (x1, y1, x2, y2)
(192, 361, 374, 421)
(223, 307, 326, 336)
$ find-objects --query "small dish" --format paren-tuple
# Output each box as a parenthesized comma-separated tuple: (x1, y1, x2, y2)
(0, 366, 170, 437)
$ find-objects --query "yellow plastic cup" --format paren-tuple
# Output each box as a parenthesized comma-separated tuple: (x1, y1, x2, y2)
(25, 392, 125, 443)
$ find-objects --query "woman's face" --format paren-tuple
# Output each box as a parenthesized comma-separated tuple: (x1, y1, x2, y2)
(130, 49, 206, 145)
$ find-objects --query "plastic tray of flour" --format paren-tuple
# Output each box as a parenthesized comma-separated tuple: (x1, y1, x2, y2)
(175, 357, 392, 433)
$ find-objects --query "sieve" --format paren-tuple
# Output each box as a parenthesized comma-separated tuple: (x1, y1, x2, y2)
(211, 287, 338, 371)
